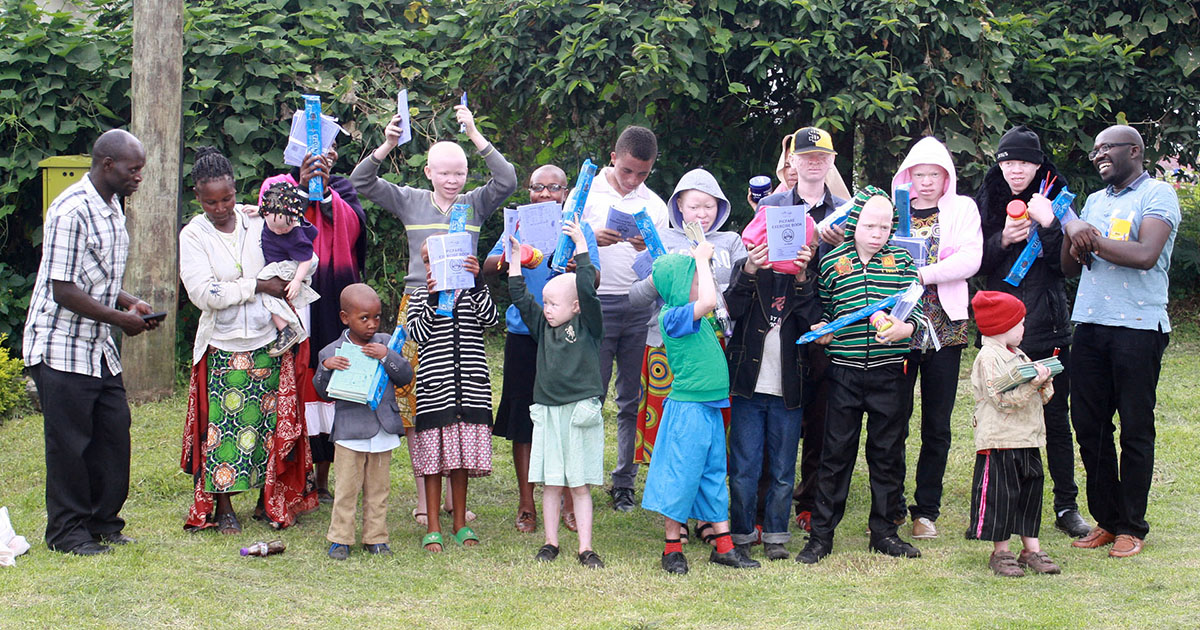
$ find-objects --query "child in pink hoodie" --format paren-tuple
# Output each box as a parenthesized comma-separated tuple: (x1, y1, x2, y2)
(890, 136, 983, 541)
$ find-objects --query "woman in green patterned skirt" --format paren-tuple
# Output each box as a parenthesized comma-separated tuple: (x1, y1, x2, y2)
(178, 147, 317, 533)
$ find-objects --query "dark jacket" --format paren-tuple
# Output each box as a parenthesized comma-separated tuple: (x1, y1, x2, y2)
(973, 160, 1072, 351)
(724, 265, 820, 409)
(312, 331, 413, 442)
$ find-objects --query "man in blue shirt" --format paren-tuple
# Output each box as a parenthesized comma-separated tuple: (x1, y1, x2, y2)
(1060, 125, 1180, 559)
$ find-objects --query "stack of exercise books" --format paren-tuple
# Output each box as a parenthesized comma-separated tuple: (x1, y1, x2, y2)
(993, 356, 1063, 393)
(325, 344, 377, 405)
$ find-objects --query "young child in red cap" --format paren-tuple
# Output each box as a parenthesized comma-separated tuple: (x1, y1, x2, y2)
(967, 290, 1060, 577)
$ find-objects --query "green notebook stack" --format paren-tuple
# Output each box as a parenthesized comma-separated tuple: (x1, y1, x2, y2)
(994, 356, 1063, 393)
(325, 344, 378, 404)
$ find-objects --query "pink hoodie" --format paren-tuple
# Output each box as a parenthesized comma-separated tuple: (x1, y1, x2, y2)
(891, 136, 983, 321)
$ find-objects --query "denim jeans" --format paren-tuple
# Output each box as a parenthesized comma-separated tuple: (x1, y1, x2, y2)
(728, 393, 803, 544)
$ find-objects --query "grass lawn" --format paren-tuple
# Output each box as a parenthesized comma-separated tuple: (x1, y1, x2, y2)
(2, 329, 1199, 629)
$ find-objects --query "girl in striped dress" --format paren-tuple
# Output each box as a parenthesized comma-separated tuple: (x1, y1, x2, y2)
(406, 241, 499, 551)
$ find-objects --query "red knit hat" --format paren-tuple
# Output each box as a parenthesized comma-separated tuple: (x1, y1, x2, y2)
(972, 290, 1026, 336)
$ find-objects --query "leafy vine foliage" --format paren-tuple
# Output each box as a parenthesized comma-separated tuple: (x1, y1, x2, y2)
(1, 0, 1197, 354)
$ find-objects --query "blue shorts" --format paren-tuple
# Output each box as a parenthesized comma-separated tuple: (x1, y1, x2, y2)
(641, 399, 729, 523)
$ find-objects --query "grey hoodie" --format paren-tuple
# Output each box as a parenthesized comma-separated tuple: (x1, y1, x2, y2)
(629, 168, 748, 346)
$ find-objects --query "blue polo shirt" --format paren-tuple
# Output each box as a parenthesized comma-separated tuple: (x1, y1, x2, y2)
(1071, 172, 1180, 332)
(488, 224, 600, 335)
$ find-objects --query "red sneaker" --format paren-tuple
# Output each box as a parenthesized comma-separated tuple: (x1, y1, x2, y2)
(795, 511, 812, 533)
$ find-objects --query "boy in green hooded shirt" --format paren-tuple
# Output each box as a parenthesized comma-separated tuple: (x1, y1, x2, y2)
(796, 192, 925, 565)
(641, 244, 759, 574)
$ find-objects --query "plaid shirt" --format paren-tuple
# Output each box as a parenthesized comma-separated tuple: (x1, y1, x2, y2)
(23, 174, 129, 377)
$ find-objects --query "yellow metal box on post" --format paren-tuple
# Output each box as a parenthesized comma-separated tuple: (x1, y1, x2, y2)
(38, 155, 91, 217)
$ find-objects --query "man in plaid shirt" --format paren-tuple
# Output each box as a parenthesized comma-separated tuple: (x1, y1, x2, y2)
(23, 129, 161, 556)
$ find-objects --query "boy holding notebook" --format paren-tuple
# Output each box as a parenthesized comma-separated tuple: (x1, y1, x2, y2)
(313, 284, 413, 560)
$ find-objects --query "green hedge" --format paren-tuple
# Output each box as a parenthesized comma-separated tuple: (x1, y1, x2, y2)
(3, 0, 1198, 359)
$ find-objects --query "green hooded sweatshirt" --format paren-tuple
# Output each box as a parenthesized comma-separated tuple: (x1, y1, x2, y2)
(652, 253, 730, 402)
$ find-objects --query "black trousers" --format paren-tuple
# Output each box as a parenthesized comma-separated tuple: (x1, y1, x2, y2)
(898, 345, 964, 522)
(1071, 324, 1168, 539)
(793, 344, 829, 514)
(31, 362, 131, 551)
(810, 363, 908, 543)
(1025, 345, 1078, 513)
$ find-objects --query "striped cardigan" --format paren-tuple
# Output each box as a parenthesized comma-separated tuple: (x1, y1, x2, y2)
(405, 285, 500, 432)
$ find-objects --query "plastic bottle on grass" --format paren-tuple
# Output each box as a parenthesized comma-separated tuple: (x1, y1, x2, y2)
(240, 540, 286, 557)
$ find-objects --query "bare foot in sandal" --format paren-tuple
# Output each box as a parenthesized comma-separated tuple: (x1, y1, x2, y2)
(412, 508, 428, 527)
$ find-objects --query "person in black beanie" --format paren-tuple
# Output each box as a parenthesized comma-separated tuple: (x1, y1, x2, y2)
(972, 124, 1092, 538)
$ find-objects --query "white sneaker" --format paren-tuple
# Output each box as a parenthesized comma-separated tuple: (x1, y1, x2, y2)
(912, 517, 938, 539)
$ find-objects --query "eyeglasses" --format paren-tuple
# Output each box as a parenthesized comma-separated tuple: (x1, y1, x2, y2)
(1088, 143, 1134, 160)
(529, 184, 567, 193)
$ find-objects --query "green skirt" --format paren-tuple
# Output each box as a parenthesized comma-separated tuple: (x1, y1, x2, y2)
(204, 347, 281, 493)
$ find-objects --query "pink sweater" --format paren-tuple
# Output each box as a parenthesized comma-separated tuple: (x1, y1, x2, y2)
(891, 136, 983, 321)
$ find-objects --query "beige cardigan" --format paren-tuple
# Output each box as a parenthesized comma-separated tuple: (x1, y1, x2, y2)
(179, 211, 275, 365)
(969, 336, 1055, 450)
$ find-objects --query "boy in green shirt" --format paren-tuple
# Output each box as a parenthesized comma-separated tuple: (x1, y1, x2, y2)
(641, 246, 760, 574)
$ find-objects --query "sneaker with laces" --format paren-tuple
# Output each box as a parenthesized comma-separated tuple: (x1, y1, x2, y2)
(267, 326, 300, 358)
(989, 550, 1025, 577)
(610, 487, 635, 512)
(795, 538, 832, 565)
(911, 517, 938, 539)
(1017, 549, 1061, 574)
(870, 535, 921, 558)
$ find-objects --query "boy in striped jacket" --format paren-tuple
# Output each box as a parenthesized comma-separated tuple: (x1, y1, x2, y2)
(796, 194, 925, 564)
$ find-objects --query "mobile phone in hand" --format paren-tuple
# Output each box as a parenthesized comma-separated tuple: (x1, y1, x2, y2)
(141, 311, 167, 323)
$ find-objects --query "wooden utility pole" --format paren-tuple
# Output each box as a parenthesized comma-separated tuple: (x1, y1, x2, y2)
(125, 0, 183, 402)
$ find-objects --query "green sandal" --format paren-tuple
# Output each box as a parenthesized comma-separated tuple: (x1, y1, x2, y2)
(422, 531, 443, 552)
(453, 526, 480, 547)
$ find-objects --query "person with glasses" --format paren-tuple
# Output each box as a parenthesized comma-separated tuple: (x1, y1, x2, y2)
(484, 165, 601, 535)
(972, 124, 1092, 539)
(1059, 125, 1180, 558)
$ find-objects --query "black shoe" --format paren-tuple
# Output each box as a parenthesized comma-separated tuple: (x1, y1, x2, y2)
(1054, 509, 1092, 538)
(764, 542, 790, 561)
(710, 547, 761, 569)
(363, 543, 392, 556)
(578, 550, 605, 568)
(733, 542, 753, 558)
(661, 551, 689, 574)
(795, 538, 831, 564)
(870, 535, 921, 558)
(610, 487, 635, 512)
(64, 541, 112, 556)
(535, 544, 559, 562)
(96, 532, 135, 546)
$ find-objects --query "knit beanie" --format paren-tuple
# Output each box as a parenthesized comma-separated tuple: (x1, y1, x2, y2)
(995, 125, 1043, 164)
(972, 290, 1026, 336)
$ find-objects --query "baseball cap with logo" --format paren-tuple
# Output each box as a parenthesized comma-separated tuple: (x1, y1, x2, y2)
(789, 126, 836, 155)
